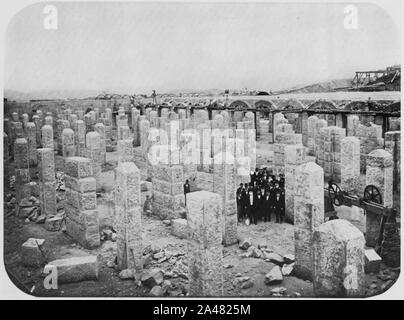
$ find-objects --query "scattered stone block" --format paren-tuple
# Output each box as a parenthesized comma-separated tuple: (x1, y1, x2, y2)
(45, 216, 64, 231)
(45, 255, 99, 283)
(239, 238, 252, 250)
(265, 266, 283, 284)
(364, 249, 382, 274)
(281, 263, 295, 277)
(141, 269, 164, 288)
(21, 238, 46, 267)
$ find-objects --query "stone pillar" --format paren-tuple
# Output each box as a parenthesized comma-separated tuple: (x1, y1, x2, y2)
(139, 119, 150, 156)
(294, 162, 324, 280)
(75, 120, 86, 157)
(62, 128, 76, 158)
(313, 219, 365, 297)
(118, 125, 131, 141)
(94, 123, 106, 164)
(117, 139, 134, 162)
(41, 124, 54, 150)
(131, 108, 140, 146)
(347, 115, 360, 136)
(57, 120, 70, 156)
(365, 149, 393, 247)
(11, 112, 19, 122)
(285, 144, 306, 223)
(64, 157, 99, 248)
(32, 115, 42, 147)
(307, 115, 318, 155)
(213, 157, 237, 246)
(26, 122, 38, 167)
(152, 164, 185, 220)
(341, 137, 360, 193)
(187, 191, 223, 296)
(384, 131, 400, 193)
(86, 132, 102, 182)
(9, 121, 23, 158)
(114, 162, 142, 273)
(45, 115, 53, 127)
(22, 113, 29, 132)
(14, 138, 31, 203)
(37, 148, 57, 217)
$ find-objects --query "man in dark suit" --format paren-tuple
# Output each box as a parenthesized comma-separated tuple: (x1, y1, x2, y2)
(236, 183, 245, 222)
(246, 190, 255, 225)
(255, 190, 263, 224)
(262, 191, 272, 222)
(274, 191, 285, 223)
(184, 179, 191, 205)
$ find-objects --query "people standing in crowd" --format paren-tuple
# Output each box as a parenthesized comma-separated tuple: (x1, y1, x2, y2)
(237, 167, 286, 225)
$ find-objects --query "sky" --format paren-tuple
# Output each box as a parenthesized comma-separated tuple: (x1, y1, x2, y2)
(4, 2, 401, 94)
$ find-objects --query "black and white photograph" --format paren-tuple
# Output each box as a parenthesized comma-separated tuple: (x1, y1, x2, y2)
(0, 1, 402, 300)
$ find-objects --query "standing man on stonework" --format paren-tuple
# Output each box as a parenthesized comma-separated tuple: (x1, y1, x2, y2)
(183, 180, 191, 205)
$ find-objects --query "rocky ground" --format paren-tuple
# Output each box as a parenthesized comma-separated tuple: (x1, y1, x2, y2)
(3, 143, 400, 298)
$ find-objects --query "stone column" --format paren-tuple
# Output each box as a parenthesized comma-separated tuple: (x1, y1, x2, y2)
(285, 144, 306, 223)
(45, 115, 53, 127)
(114, 162, 142, 273)
(37, 148, 57, 217)
(118, 125, 131, 141)
(75, 120, 86, 156)
(14, 138, 31, 203)
(117, 139, 134, 162)
(64, 157, 100, 248)
(9, 121, 23, 159)
(341, 137, 360, 193)
(32, 115, 42, 147)
(26, 122, 38, 167)
(94, 123, 106, 164)
(365, 149, 393, 247)
(131, 108, 140, 146)
(307, 115, 318, 155)
(139, 119, 150, 156)
(22, 113, 29, 133)
(57, 120, 70, 156)
(294, 162, 324, 280)
(313, 219, 365, 297)
(62, 128, 76, 158)
(187, 191, 223, 296)
(41, 124, 54, 150)
(213, 157, 237, 246)
(86, 132, 102, 182)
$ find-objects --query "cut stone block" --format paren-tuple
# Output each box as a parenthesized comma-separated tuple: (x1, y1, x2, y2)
(364, 249, 382, 274)
(45, 255, 99, 283)
(65, 157, 93, 178)
(45, 216, 64, 232)
(21, 238, 46, 267)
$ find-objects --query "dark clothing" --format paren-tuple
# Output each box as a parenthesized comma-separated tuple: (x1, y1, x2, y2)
(184, 184, 191, 194)
(274, 196, 285, 223)
(262, 195, 272, 222)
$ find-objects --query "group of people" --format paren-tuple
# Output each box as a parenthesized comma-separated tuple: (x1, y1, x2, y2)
(236, 168, 286, 225)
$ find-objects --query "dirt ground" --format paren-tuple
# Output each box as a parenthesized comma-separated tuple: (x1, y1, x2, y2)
(3, 143, 400, 298)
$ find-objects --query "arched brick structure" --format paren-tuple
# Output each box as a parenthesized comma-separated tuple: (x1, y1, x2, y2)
(308, 100, 338, 126)
(228, 100, 251, 110)
(308, 99, 338, 110)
